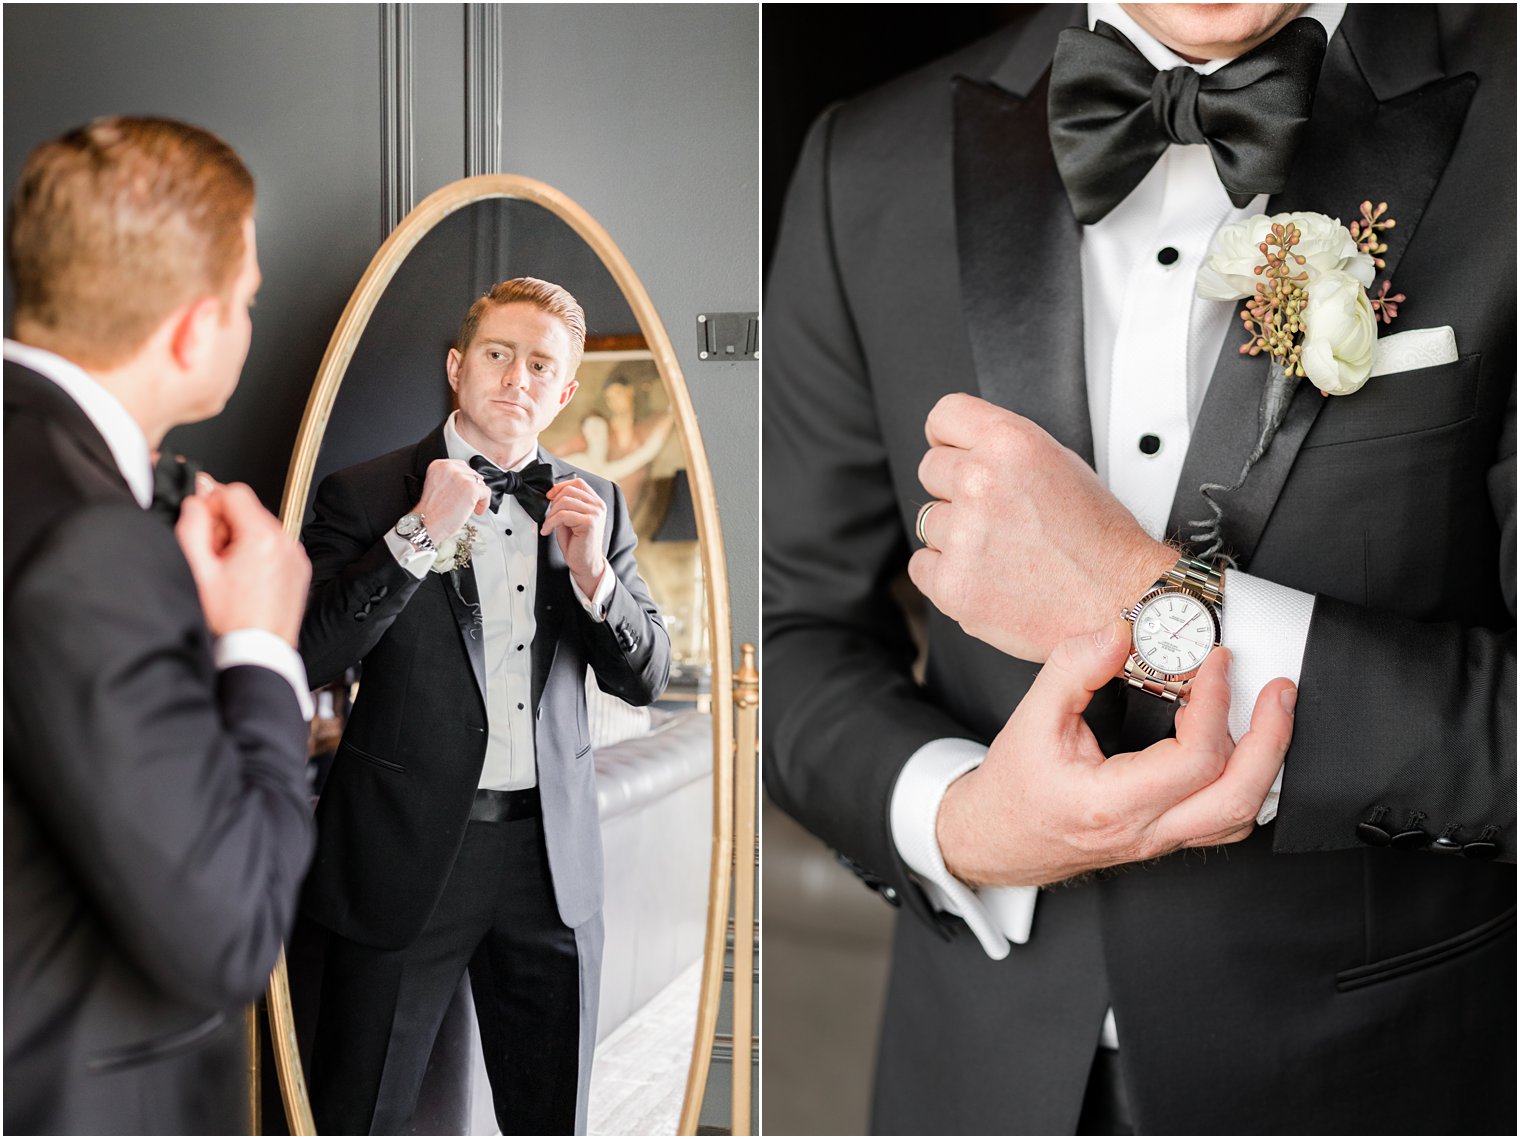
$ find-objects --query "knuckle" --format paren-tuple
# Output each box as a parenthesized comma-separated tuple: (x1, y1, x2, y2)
(1071, 795, 1138, 859)
(955, 457, 996, 501)
(990, 418, 1031, 460)
(906, 549, 932, 590)
(1195, 741, 1230, 781)
(932, 392, 969, 420)
(1219, 795, 1259, 828)
(916, 451, 934, 488)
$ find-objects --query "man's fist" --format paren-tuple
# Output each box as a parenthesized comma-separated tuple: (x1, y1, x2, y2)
(908, 393, 1177, 662)
(412, 458, 491, 541)
(936, 619, 1297, 888)
(176, 483, 311, 645)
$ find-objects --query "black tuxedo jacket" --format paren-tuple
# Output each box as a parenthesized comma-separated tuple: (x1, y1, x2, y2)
(297, 422, 670, 949)
(764, 6, 1515, 1134)
(3, 361, 314, 1134)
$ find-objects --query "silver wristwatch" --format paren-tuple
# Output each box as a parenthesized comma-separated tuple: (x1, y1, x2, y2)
(1121, 555, 1224, 702)
(394, 511, 435, 555)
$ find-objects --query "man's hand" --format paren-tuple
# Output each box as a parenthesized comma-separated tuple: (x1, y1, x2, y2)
(909, 393, 1177, 662)
(413, 459, 491, 541)
(542, 478, 608, 598)
(176, 483, 311, 646)
(937, 619, 1296, 888)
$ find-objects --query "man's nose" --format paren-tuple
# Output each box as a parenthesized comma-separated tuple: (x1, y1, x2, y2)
(500, 359, 527, 388)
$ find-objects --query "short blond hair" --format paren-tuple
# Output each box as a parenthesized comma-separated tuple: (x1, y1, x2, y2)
(6, 116, 254, 369)
(454, 277, 587, 373)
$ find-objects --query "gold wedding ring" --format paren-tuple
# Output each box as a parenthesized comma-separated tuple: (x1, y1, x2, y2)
(915, 500, 943, 551)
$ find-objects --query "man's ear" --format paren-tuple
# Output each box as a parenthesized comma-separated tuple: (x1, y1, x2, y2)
(557, 377, 579, 408)
(446, 347, 462, 392)
(168, 295, 221, 372)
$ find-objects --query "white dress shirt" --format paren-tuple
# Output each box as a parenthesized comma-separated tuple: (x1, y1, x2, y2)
(4, 338, 314, 720)
(386, 411, 613, 789)
(889, 4, 1344, 992)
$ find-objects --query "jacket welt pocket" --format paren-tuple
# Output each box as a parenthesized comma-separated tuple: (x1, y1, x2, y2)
(1336, 906, 1515, 992)
(342, 740, 405, 773)
(1301, 353, 1481, 449)
(87, 1011, 226, 1074)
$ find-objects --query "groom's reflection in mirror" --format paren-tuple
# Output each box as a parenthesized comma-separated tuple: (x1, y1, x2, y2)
(297, 277, 671, 1135)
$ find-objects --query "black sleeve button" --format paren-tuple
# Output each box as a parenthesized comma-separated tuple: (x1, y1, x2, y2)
(1157, 246, 1180, 266)
(1356, 807, 1392, 846)
(1390, 811, 1430, 850)
(1430, 824, 1464, 855)
(1464, 825, 1500, 860)
(1356, 821, 1392, 846)
(1390, 827, 1430, 850)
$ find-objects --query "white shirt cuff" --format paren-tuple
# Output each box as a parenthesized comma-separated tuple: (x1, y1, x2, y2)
(214, 629, 315, 721)
(385, 529, 434, 579)
(1222, 570, 1315, 824)
(889, 737, 1039, 961)
(571, 561, 615, 621)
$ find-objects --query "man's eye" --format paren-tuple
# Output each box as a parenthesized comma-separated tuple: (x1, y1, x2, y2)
(532, 361, 548, 372)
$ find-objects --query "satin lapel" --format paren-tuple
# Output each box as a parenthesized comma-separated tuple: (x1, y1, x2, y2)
(1168, 8, 1477, 565)
(954, 68, 1093, 464)
(407, 426, 488, 706)
(531, 450, 574, 715)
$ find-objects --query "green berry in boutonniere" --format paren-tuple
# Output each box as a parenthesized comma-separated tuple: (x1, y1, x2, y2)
(431, 523, 479, 573)
(1189, 203, 1404, 562)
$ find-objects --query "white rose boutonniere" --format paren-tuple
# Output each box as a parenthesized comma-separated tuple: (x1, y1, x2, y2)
(1299, 268, 1378, 396)
(1189, 201, 1405, 562)
(431, 524, 479, 573)
(1196, 211, 1375, 301)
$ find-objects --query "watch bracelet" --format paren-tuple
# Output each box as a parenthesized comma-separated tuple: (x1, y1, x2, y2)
(398, 513, 437, 554)
(1160, 555, 1225, 606)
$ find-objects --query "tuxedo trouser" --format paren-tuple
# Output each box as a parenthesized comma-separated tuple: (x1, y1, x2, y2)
(308, 813, 595, 1136)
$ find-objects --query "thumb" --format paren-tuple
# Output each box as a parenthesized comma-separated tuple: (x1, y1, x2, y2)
(1021, 619, 1131, 722)
(175, 494, 215, 571)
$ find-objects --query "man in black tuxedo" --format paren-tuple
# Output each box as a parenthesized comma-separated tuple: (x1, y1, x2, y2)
(4, 117, 316, 1134)
(299, 277, 670, 1135)
(765, 4, 1514, 1134)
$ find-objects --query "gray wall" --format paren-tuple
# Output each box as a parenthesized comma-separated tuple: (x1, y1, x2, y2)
(2, 1, 759, 653)
(3, 3, 383, 518)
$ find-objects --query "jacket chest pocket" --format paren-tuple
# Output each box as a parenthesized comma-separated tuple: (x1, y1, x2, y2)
(1301, 354, 1481, 449)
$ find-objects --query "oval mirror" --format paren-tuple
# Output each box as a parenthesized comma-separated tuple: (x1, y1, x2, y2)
(273, 175, 732, 1136)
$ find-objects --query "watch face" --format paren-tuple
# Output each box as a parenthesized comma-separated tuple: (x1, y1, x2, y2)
(1132, 592, 1216, 677)
(397, 512, 424, 538)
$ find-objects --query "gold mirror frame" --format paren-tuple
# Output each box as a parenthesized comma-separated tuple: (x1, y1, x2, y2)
(273, 174, 734, 1135)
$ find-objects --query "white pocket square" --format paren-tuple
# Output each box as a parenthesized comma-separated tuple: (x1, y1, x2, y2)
(1369, 325, 1458, 378)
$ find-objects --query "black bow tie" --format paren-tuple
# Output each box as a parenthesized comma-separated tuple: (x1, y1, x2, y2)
(1048, 18, 1328, 225)
(468, 454, 554, 523)
(149, 452, 202, 524)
